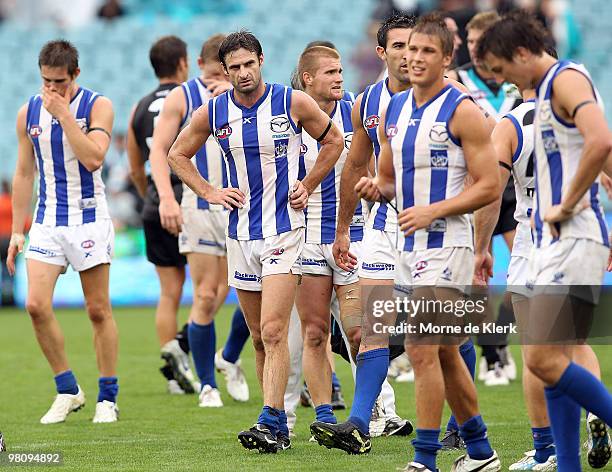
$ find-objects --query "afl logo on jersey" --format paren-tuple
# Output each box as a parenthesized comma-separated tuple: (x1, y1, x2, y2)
(300, 143, 308, 155)
(270, 116, 290, 133)
(215, 124, 233, 140)
(364, 115, 379, 129)
(344, 133, 353, 150)
(29, 125, 42, 137)
(386, 125, 398, 138)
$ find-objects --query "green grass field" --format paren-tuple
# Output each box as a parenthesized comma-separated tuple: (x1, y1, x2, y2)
(0, 305, 610, 471)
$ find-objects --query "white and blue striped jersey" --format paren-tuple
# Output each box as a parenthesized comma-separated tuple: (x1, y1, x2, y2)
(504, 100, 536, 259)
(360, 78, 398, 232)
(208, 83, 305, 240)
(26, 88, 109, 226)
(299, 100, 367, 244)
(534, 60, 609, 248)
(342, 90, 356, 103)
(386, 85, 473, 252)
(180, 77, 227, 212)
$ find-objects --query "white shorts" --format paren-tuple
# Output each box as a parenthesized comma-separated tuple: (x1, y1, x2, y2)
(179, 208, 227, 257)
(227, 228, 304, 291)
(357, 228, 397, 280)
(25, 220, 114, 272)
(507, 255, 530, 296)
(301, 241, 362, 286)
(396, 247, 474, 291)
(526, 238, 608, 303)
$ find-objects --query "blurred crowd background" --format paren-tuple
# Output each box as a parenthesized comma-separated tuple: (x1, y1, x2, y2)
(0, 0, 610, 306)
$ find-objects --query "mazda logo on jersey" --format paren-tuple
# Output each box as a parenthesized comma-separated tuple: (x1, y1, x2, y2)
(364, 115, 379, 129)
(429, 124, 449, 143)
(270, 116, 290, 133)
(300, 143, 308, 155)
(215, 124, 233, 139)
(29, 125, 42, 137)
(539, 103, 552, 122)
(344, 133, 353, 150)
(386, 125, 398, 138)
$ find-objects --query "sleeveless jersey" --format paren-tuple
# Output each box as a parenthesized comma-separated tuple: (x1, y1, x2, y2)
(180, 77, 227, 212)
(385, 85, 472, 252)
(456, 63, 522, 120)
(534, 60, 608, 248)
(504, 100, 536, 258)
(359, 78, 398, 232)
(208, 83, 304, 240)
(131, 83, 183, 222)
(27, 87, 109, 226)
(299, 99, 367, 244)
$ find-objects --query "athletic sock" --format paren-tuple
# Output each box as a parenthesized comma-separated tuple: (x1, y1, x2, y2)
(459, 415, 494, 460)
(54, 370, 78, 395)
(257, 405, 281, 436)
(412, 428, 441, 471)
(347, 348, 389, 435)
(188, 320, 217, 388)
(544, 386, 581, 470)
(446, 340, 477, 432)
(554, 362, 612, 426)
(278, 410, 289, 436)
(175, 322, 190, 355)
(315, 404, 337, 424)
(222, 307, 250, 364)
(331, 371, 341, 390)
(532, 426, 555, 463)
(98, 376, 118, 403)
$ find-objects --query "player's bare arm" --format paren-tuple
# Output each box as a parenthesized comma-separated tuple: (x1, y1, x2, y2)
(149, 86, 187, 235)
(42, 88, 113, 172)
(126, 106, 147, 198)
(290, 89, 343, 210)
(355, 108, 395, 202)
(544, 69, 612, 233)
(7, 104, 36, 275)
(473, 117, 515, 283)
(167, 104, 245, 210)
(398, 99, 499, 237)
(336, 94, 372, 234)
(332, 93, 372, 271)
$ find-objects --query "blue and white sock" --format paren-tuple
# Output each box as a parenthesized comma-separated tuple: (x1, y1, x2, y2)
(447, 340, 477, 432)
(347, 348, 389, 435)
(459, 415, 494, 460)
(188, 320, 217, 388)
(532, 426, 555, 463)
(54, 370, 78, 395)
(315, 404, 336, 424)
(413, 428, 441, 471)
(258, 406, 281, 436)
(545, 385, 581, 470)
(278, 410, 289, 436)
(554, 362, 612, 426)
(98, 376, 118, 403)
(222, 308, 249, 364)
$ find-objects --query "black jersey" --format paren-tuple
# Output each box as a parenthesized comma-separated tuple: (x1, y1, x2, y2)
(131, 83, 183, 221)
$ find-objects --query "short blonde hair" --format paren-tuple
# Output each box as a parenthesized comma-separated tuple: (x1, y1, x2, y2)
(297, 46, 341, 88)
(466, 11, 501, 32)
